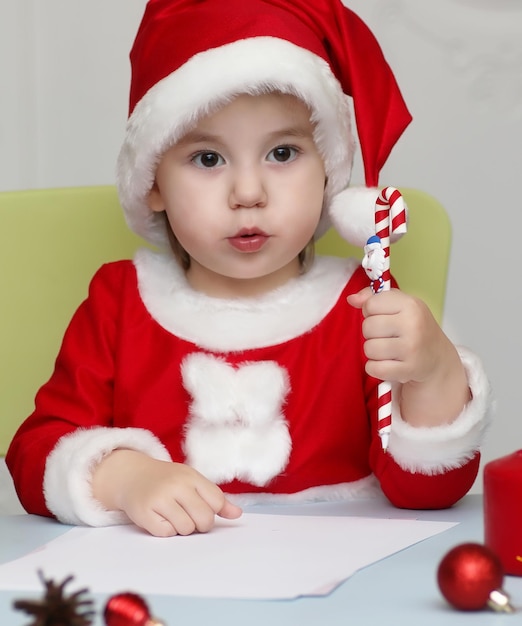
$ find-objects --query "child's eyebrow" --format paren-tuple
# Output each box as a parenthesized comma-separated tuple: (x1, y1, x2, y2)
(266, 126, 315, 140)
(176, 131, 221, 146)
(178, 126, 314, 147)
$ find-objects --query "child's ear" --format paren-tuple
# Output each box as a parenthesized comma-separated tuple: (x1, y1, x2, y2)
(147, 182, 165, 213)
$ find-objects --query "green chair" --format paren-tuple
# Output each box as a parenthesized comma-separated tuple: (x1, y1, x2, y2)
(0, 186, 149, 455)
(0, 185, 451, 455)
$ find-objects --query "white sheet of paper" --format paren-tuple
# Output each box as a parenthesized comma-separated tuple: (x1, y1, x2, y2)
(0, 513, 456, 599)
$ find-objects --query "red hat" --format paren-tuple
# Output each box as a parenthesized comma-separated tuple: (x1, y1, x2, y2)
(117, 0, 411, 248)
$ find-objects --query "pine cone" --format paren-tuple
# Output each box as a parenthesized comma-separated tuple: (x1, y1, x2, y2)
(13, 570, 95, 626)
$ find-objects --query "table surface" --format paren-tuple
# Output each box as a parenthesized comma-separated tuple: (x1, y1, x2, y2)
(0, 494, 520, 625)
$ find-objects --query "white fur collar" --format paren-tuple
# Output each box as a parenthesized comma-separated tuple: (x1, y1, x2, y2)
(133, 248, 358, 352)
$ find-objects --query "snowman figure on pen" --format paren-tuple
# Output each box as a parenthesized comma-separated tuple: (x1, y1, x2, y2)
(362, 235, 386, 293)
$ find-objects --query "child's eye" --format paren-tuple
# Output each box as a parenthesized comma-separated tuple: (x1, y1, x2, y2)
(192, 151, 225, 168)
(267, 146, 298, 163)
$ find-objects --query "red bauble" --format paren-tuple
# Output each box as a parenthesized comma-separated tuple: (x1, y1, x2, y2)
(104, 592, 165, 626)
(437, 543, 512, 611)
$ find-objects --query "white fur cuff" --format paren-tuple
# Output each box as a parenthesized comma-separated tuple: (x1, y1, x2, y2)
(387, 347, 493, 474)
(43, 427, 172, 527)
(226, 475, 382, 507)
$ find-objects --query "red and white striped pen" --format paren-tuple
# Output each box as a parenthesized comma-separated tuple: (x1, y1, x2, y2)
(363, 186, 407, 452)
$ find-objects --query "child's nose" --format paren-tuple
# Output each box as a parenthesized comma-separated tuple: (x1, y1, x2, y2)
(229, 167, 267, 209)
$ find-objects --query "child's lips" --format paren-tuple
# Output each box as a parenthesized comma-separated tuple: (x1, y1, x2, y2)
(227, 228, 270, 252)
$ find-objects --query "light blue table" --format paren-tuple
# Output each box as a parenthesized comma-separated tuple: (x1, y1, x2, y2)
(0, 494, 520, 625)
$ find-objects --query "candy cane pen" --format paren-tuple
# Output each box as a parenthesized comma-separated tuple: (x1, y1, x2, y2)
(363, 187, 407, 452)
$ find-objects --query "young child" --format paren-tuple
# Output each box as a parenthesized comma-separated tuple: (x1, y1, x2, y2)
(7, 0, 491, 538)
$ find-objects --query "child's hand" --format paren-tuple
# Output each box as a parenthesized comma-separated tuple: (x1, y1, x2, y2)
(347, 286, 444, 384)
(92, 450, 242, 537)
(347, 287, 470, 427)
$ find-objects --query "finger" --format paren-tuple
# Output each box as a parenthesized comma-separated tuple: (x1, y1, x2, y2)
(346, 286, 373, 310)
(366, 358, 411, 384)
(364, 337, 400, 362)
(130, 508, 180, 538)
(195, 480, 234, 514)
(362, 313, 401, 342)
(175, 491, 241, 532)
(155, 497, 200, 535)
(362, 289, 403, 317)
(217, 499, 243, 520)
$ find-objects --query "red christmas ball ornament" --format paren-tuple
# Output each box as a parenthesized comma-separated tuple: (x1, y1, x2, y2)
(104, 592, 166, 626)
(437, 543, 514, 612)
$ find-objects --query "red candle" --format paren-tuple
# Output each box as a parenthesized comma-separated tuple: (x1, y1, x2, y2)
(484, 450, 522, 576)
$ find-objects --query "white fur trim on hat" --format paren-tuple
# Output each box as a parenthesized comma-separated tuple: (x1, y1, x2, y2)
(386, 346, 493, 474)
(44, 427, 172, 527)
(117, 36, 354, 248)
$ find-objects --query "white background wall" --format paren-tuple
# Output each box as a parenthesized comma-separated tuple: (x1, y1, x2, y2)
(1, 0, 521, 508)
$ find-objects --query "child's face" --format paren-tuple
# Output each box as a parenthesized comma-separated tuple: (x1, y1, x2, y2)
(148, 92, 326, 297)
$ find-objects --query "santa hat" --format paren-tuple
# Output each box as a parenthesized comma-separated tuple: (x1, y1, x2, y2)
(116, 0, 412, 249)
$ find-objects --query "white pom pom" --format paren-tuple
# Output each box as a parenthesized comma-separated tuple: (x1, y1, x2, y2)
(328, 187, 380, 247)
(328, 187, 408, 248)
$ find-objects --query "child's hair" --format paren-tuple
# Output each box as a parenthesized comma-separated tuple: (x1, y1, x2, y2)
(116, 0, 412, 256)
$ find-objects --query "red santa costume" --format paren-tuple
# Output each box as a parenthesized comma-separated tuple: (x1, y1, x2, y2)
(7, 0, 491, 527)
